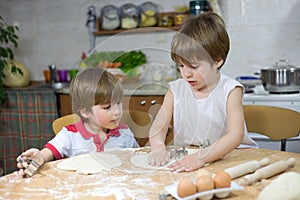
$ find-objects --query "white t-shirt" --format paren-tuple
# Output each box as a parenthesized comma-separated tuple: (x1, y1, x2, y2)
(45, 120, 139, 159)
(169, 74, 257, 148)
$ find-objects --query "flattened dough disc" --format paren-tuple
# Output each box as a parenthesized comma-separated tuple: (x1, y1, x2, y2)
(130, 149, 199, 170)
(57, 152, 122, 174)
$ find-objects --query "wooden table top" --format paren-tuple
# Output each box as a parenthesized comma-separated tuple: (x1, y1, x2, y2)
(1, 148, 299, 200)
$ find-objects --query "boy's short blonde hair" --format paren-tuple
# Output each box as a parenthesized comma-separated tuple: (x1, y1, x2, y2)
(171, 12, 229, 68)
(70, 67, 123, 120)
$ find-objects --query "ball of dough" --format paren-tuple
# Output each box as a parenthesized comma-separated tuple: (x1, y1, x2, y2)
(257, 172, 300, 200)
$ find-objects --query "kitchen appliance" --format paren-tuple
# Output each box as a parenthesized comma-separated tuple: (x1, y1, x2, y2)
(260, 59, 300, 94)
(243, 90, 300, 153)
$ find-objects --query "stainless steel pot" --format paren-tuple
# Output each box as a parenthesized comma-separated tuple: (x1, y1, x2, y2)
(261, 59, 300, 93)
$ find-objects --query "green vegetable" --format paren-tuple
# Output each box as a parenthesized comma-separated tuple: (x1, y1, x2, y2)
(83, 51, 147, 74)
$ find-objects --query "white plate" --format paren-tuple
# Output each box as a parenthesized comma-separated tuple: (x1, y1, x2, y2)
(164, 180, 244, 200)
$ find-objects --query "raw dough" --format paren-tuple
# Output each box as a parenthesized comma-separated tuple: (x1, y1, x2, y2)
(130, 149, 199, 170)
(257, 172, 300, 200)
(130, 154, 170, 170)
(57, 152, 122, 174)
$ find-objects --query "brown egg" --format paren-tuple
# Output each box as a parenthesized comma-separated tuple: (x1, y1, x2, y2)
(214, 171, 231, 188)
(177, 178, 197, 198)
(195, 175, 214, 192)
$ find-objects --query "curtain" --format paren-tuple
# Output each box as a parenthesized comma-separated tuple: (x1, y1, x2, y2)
(0, 87, 58, 175)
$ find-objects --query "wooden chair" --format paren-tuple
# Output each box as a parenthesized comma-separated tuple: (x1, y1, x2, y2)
(243, 105, 300, 151)
(52, 114, 80, 135)
(52, 111, 153, 147)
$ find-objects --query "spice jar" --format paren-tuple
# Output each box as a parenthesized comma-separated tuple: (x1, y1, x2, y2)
(100, 5, 120, 30)
(173, 12, 188, 26)
(158, 13, 173, 27)
(139, 2, 158, 27)
(120, 3, 139, 29)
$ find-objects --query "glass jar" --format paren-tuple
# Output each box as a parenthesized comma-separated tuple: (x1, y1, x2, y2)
(101, 5, 120, 30)
(158, 13, 173, 27)
(120, 3, 139, 29)
(139, 2, 158, 27)
(173, 12, 188, 26)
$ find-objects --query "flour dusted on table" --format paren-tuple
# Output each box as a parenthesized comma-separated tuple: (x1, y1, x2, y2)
(57, 152, 122, 174)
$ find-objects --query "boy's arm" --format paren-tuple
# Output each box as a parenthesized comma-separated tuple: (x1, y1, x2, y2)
(169, 87, 245, 172)
(201, 86, 245, 162)
(148, 89, 174, 165)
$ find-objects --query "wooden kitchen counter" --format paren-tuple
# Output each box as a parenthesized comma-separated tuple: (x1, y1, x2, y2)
(0, 148, 299, 200)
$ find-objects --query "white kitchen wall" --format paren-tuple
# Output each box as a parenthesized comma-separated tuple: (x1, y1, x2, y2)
(0, 0, 299, 81)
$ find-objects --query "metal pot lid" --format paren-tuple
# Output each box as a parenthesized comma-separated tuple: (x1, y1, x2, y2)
(262, 59, 300, 72)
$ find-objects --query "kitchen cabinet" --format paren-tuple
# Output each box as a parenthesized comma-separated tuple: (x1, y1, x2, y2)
(123, 95, 174, 146)
(122, 95, 164, 117)
(58, 94, 164, 117)
(58, 94, 72, 117)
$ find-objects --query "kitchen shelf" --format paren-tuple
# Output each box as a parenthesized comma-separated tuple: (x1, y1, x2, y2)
(93, 26, 179, 36)
(89, 12, 185, 50)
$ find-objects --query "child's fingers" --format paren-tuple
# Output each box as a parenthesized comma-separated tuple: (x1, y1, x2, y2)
(16, 162, 24, 169)
(17, 169, 25, 177)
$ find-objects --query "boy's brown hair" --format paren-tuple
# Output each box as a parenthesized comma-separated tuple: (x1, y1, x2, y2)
(171, 12, 230, 69)
(70, 67, 123, 121)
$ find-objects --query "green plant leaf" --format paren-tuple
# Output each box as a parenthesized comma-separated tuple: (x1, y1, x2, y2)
(11, 65, 17, 73)
(0, 16, 20, 105)
(0, 47, 8, 57)
(6, 48, 14, 60)
(17, 67, 23, 75)
(7, 26, 14, 34)
(9, 34, 18, 48)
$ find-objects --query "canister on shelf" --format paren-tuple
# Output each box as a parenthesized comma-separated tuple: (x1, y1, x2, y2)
(100, 5, 120, 30)
(120, 3, 139, 29)
(189, 0, 210, 15)
(158, 13, 173, 27)
(139, 2, 158, 27)
(173, 12, 188, 26)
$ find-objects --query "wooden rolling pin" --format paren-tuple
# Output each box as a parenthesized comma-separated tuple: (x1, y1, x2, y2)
(225, 158, 270, 179)
(241, 158, 296, 185)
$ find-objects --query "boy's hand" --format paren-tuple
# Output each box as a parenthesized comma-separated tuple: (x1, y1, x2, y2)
(168, 152, 205, 172)
(148, 146, 169, 166)
(16, 148, 44, 177)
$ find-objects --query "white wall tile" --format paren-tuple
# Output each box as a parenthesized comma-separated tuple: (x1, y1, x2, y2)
(276, 0, 300, 24)
(0, 0, 299, 80)
(243, 0, 277, 25)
